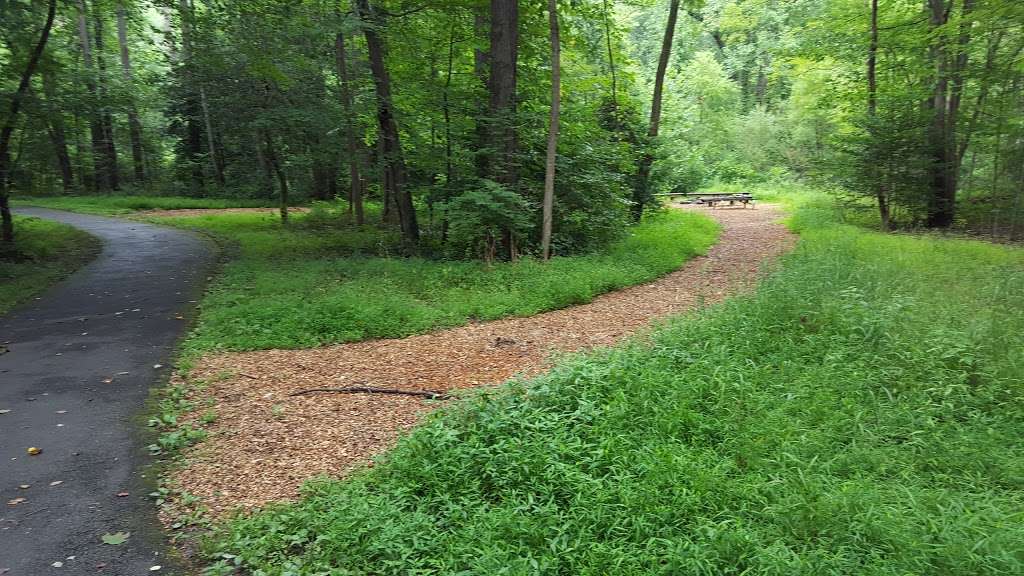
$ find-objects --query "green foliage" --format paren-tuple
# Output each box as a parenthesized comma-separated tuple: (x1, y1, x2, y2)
(0, 216, 101, 314)
(206, 197, 1024, 575)
(442, 181, 534, 260)
(158, 209, 717, 353)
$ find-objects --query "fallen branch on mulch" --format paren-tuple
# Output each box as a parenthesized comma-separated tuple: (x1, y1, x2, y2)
(288, 387, 449, 400)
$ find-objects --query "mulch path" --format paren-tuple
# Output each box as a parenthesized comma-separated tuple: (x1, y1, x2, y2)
(165, 205, 796, 518)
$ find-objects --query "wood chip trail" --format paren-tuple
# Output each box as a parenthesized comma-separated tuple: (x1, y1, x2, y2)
(170, 205, 795, 517)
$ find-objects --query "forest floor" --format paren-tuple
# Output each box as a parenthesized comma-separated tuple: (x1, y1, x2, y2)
(165, 204, 794, 518)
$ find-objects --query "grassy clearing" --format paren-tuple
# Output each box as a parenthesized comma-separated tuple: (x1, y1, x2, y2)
(12, 195, 277, 215)
(154, 208, 718, 353)
(205, 198, 1024, 575)
(0, 216, 101, 314)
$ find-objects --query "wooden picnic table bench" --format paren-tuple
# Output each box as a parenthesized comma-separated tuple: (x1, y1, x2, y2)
(652, 191, 756, 208)
(695, 193, 755, 208)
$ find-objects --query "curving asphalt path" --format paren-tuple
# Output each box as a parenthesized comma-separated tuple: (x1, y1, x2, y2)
(1, 208, 215, 575)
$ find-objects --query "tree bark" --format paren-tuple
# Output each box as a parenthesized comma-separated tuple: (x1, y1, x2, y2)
(473, 9, 489, 179)
(488, 0, 519, 187)
(335, 26, 364, 224)
(76, 0, 110, 192)
(867, 0, 889, 230)
(262, 130, 289, 223)
(633, 0, 680, 221)
(42, 67, 75, 194)
(924, 0, 972, 228)
(0, 0, 57, 243)
(355, 0, 419, 244)
(175, 0, 205, 193)
(602, 0, 617, 106)
(198, 86, 225, 187)
(442, 24, 457, 241)
(93, 12, 120, 191)
(116, 3, 146, 183)
(541, 0, 560, 260)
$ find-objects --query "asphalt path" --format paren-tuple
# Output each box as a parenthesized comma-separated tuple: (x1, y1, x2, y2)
(1, 208, 215, 575)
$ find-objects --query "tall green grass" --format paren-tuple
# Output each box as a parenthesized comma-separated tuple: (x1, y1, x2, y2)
(205, 200, 1024, 575)
(0, 216, 101, 314)
(165, 209, 719, 352)
(12, 195, 276, 215)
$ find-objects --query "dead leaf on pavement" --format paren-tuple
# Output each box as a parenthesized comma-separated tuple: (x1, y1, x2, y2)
(101, 532, 130, 545)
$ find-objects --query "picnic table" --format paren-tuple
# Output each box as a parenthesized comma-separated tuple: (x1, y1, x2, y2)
(652, 191, 756, 208)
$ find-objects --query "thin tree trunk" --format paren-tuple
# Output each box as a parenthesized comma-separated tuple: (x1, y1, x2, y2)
(42, 67, 75, 193)
(442, 24, 456, 241)
(541, 0, 560, 260)
(633, 0, 680, 221)
(355, 0, 418, 244)
(335, 27, 364, 224)
(254, 133, 274, 199)
(116, 3, 145, 183)
(602, 0, 617, 106)
(958, 34, 1015, 166)
(867, 0, 889, 230)
(474, 9, 489, 178)
(0, 0, 57, 243)
(93, 12, 120, 191)
(199, 86, 225, 187)
(174, 0, 205, 193)
(77, 0, 109, 192)
(263, 130, 288, 223)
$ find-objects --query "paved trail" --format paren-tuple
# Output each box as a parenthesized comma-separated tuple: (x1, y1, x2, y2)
(1, 209, 214, 575)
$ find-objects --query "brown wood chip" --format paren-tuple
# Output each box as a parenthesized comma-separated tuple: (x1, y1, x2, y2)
(164, 205, 795, 519)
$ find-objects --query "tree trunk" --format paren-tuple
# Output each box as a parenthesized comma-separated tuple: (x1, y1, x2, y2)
(93, 12, 120, 191)
(254, 133, 274, 199)
(335, 27, 364, 224)
(602, 0, 617, 106)
(633, 0, 680, 221)
(473, 9, 489, 179)
(488, 0, 519, 187)
(867, 0, 889, 230)
(355, 0, 419, 244)
(263, 130, 289, 223)
(199, 86, 225, 187)
(116, 3, 145, 183)
(541, 0, 560, 260)
(924, 0, 972, 228)
(0, 0, 57, 242)
(175, 0, 205, 193)
(77, 0, 109, 192)
(442, 24, 457, 241)
(42, 68, 75, 194)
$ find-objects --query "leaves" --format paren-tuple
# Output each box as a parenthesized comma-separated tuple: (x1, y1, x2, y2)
(101, 532, 130, 545)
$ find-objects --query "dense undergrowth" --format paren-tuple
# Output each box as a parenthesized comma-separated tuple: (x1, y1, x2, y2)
(205, 197, 1024, 575)
(0, 216, 101, 314)
(13, 195, 276, 215)
(159, 207, 718, 353)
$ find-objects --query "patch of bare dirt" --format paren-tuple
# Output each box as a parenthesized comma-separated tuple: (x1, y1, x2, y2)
(138, 207, 309, 218)
(166, 205, 795, 518)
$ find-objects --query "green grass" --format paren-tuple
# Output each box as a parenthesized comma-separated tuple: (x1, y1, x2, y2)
(204, 197, 1024, 575)
(0, 216, 101, 314)
(155, 208, 718, 353)
(12, 194, 278, 215)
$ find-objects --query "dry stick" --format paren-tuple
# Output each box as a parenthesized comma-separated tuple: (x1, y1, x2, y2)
(289, 387, 449, 400)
